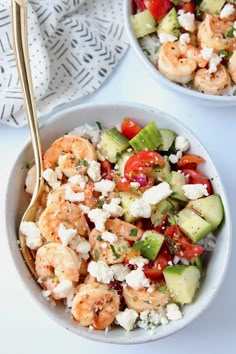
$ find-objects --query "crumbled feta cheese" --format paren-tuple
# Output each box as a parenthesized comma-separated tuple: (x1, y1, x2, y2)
(76, 238, 91, 253)
(88, 208, 110, 231)
(208, 53, 222, 74)
(116, 309, 138, 331)
(200, 47, 213, 61)
(169, 154, 178, 164)
(130, 199, 151, 218)
(94, 179, 115, 196)
(130, 182, 141, 188)
(175, 136, 190, 152)
(101, 231, 117, 244)
(179, 33, 190, 45)
(177, 10, 195, 32)
(142, 182, 172, 205)
(101, 242, 108, 249)
(79, 204, 90, 214)
(111, 264, 130, 281)
(55, 167, 63, 180)
(80, 252, 90, 260)
(103, 198, 124, 217)
(183, 183, 209, 200)
(87, 160, 101, 182)
(138, 310, 161, 329)
(125, 268, 150, 290)
(147, 285, 155, 293)
(53, 280, 74, 299)
(68, 123, 101, 146)
(43, 168, 61, 189)
(129, 256, 149, 268)
(65, 185, 85, 202)
(68, 174, 88, 188)
(20, 221, 42, 250)
(42, 290, 51, 298)
(220, 3, 235, 19)
(58, 223, 77, 246)
(166, 303, 182, 321)
(87, 261, 114, 284)
(158, 32, 178, 44)
(160, 316, 169, 325)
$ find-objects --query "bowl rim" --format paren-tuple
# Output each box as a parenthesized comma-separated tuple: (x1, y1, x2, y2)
(123, 0, 236, 103)
(4, 101, 232, 344)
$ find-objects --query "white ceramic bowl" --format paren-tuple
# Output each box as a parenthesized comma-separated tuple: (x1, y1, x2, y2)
(124, 0, 236, 107)
(5, 103, 231, 344)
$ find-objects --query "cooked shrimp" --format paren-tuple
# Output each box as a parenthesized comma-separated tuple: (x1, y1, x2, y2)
(157, 42, 207, 84)
(71, 283, 120, 329)
(43, 135, 96, 176)
(35, 242, 81, 299)
(193, 64, 231, 95)
(89, 228, 129, 265)
(123, 284, 170, 313)
(38, 201, 89, 242)
(198, 14, 236, 51)
(105, 218, 143, 242)
(228, 50, 236, 83)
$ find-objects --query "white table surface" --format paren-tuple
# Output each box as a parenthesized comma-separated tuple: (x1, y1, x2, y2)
(1, 49, 236, 354)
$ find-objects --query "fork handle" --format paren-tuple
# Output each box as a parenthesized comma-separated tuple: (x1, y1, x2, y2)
(11, 0, 43, 200)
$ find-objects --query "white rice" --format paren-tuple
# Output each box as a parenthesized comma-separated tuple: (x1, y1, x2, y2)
(139, 35, 161, 63)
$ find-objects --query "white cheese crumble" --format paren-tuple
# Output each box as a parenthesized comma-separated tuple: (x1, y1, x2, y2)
(166, 303, 182, 321)
(200, 47, 213, 61)
(130, 198, 151, 218)
(179, 33, 190, 45)
(20, 221, 42, 250)
(169, 150, 182, 164)
(55, 166, 63, 180)
(76, 238, 91, 253)
(125, 268, 150, 290)
(208, 53, 222, 74)
(42, 290, 51, 298)
(87, 160, 101, 182)
(175, 136, 190, 152)
(101, 231, 118, 244)
(58, 223, 77, 247)
(177, 10, 195, 32)
(138, 310, 161, 329)
(68, 174, 88, 188)
(88, 208, 110, 231)
(64, 185, 85, 202)
(53, 280, 73, 299)
(183, 183, 209, 200)
(68, 123, 101, 146)
(79, 204, 90, 214)
(43, 168, 61, 189)
(102, 198, 124, 217)
(130, 182, 141, 188)
(94, 179, 115, 196)
(160, 316, 169, 325)
(220, 3, 235, 19)
(142, 182, 173, 205)
(111, 264, 130, 281)
(158, 32, 178, 44)
(116, 309, 138, 331)
(129, 256, 149, 268)
(87, 260, 114, 284)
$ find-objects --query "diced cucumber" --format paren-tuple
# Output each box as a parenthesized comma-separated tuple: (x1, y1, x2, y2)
(132, 230, 164, 261)
(176, 208, 212, 243)
(130, 10, 157, 39)
(148, 156, 171, 181)
(98, 128, 129, 163)
(129, 121, 162, 151)
(157, 8, 180, 37)
(190, 256, 203, 273)
(163, 265, 200, 304)
(199, 0, 225, 15)
(187, 194, 224, 232)
(119, 192, 140, 223)
(151, 198, 180, 227)
(158, 129, 177, 152)
(168, 171, 188, 202)
(117, 150, 134, 176)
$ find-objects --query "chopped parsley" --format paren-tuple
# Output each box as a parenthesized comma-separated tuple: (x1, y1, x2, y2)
(129, 228, 138, 237)
(165, 236, 178, 255)
(226, 28, 234, 38)
(161, 205, 169, 215)
(93, 249, 99, 260)
(121, 245, 131, 252)
(96, 121, 103, 131)
(96, 235, 102, 241)
(219, 50, 232, 59)
(143, 49, 151, 56)
(158, 285, 168, 294)
(110, 245, 121, 260)
(116, 152, 122, 161)
(154, 46, 159, 54)
(168, 216, 176, 225)
(79, 159, 89, 167)
(95, 200, 104, 208)
(185, 81, 193, 88)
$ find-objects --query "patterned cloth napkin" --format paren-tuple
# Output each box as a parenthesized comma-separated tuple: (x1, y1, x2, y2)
(0, 0, 128, 127)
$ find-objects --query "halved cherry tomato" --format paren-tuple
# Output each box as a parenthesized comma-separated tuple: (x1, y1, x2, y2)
(143, 245, 172, 280)
(181, 168, 213, 195)
(100, 160, 112, 180)
(124, 150, 165, 182)
(134, 0, 146, 11)
(121, 118, 142, 140)
(177, 0, 196, 14)
(144, 0, 172, 21)
(177, 154, 205, 167)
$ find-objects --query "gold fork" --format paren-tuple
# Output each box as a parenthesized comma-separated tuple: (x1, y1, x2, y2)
(11, 0, 45, 277)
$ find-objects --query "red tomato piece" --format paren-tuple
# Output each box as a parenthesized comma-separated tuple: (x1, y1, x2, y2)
(100, 160, 112, 180)
(144, 0, 172, 21)
(121, 118, 142, 140)
(177, 154, 205, 167)
(134, 0, 147, 11)
(140, 177, 155, 192)
(177, 0, 196, 14)
(124, 150, 165, 182)
(143, 245, 172, 280)
(181, 168, 213, 195)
